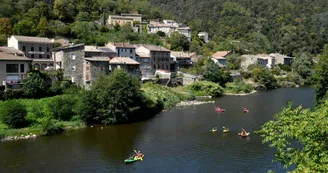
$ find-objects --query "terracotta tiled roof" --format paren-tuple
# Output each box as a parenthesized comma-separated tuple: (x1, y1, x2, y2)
(136, 52, 150, 58)
(211, 51, 231, 59)
(141, 44, 170, 52)
(0, 52, 32, 61)
(109, 57, 139, 65)
(12, 35, 52, 43)
(0, 47, 24, 55)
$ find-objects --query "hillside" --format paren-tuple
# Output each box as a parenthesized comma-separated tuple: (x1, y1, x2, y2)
(150, 0, 328, 56)
(0, 0, 173, 46)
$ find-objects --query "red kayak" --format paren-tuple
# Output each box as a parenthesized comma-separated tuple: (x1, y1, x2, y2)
(244, 109, 249, 113)
(215, 107, 225, 112)
(238, 132, 250, 137)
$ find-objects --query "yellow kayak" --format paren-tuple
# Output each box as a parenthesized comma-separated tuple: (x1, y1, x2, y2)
(211, 128, 217, 132)
(223, 129, 229, 133)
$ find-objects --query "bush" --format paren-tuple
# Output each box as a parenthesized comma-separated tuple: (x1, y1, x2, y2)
(278, 64, 292, 71)
(47, 95, 77, 121)
(0, 100, 29, 128)
(188, 81, 224, 97)
(225, 81, 253, 94)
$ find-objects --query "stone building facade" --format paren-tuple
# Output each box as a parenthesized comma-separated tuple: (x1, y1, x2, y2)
(54, 44, 85, 86)
(7, 35, 54, 70)
(106, 42, 136, 60)
(136, 44, 171, 74)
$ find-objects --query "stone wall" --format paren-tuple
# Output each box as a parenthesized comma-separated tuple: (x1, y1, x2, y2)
(61, 46, 85, 86)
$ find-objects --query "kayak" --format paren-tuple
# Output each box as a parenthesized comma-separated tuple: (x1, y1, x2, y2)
(244, 110, 249, 113)
(238, 132, 250, 137)
(215, 108, 225, 112)
(223, 129, 229, 133)
(211, 128, 217, 132)
(124, 155, 144, 163)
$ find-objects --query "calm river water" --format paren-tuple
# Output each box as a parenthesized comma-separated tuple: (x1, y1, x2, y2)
(0, 88, 314, 173)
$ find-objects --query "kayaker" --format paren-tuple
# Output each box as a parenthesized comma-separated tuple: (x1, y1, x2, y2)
(241, 128, 247, 135)
(223, 126, 228, 130)
(136, 151, 143, 157)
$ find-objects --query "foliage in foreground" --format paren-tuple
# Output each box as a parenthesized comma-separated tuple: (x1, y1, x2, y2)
(257, 101, 328, 172)
(0, 100, 29, 128)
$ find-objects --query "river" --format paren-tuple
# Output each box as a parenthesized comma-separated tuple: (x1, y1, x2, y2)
(0, 88, 314, 173)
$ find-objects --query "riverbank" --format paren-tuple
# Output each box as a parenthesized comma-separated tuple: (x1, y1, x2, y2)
(0, 120, 86, 142)
(223, 90, 257, 96)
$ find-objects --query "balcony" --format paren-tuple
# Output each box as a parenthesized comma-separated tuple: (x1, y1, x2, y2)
(28, 51, 45, 55)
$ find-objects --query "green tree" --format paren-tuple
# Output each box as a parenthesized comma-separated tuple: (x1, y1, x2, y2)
(0, 18, 12, 37)
(314, 45, 328, 104)
(168, 32, 190, 51)
(13, 19, 37, 36)
(79, 69, 143, 124)
(204, 61, 230, 86)
(292, 52, 313, 78)
(189, 40, 202, 54)
(0, 100, 29, 128)
(54, 0, 76, 22)
(48, 95, 76, 121)
(22, 71, 49, 98)
(37, 18, 50, 37)
(257, 101, 328, 172)
(226, 54, 242, 70)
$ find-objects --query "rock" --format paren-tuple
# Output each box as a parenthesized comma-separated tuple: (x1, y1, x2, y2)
(25, 135, 30, 139)
(101, 127, 103, 129)
(32, 134, 37, 138)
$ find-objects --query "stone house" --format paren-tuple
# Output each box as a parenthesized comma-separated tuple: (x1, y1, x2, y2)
(121, 13, 142, 23)
(269, 53, 293, 65)
(109, 57, 140, 79)
(107, 15, 134, 26)
(176, 27, 192, 41)
(163, 20, 179, 27)
(54, 44, 85, 86)
(136, 44, 171, 75)
(147, 23, 177, 36)
(211, 51, 231, 67)
(0, 47, 32, 89)
(7, 35, 54, 70)
(198, 32, 209, 43)
(84, 57, 110, 87)
(171, 51, 196, 69)
(240, 54, 276, 69)
(106, 42, 136, 60)
(136, 52, 152, 78)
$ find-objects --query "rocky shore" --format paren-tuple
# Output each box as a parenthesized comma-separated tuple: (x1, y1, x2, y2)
(1, 133, 38, 142)
(223, 90, 257, 96)
(176, 100, 215, 107)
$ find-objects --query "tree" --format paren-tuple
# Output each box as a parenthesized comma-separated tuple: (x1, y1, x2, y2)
(168, 32, 190, 51)
(79, 69, 143, 124)
(13, 19, 37, 36)
(204, 61, 230, 86)
(0, 100, 29, 128)
(226, 54, 242, 70)
(22, 71, 50, 98)
(189, 40, 202, 54)
(292, 52, 313, 78)
(37, 18, 50, 37)
(314, 45, 328, 104)
(257, 101, 328, 172)
(54, 0, 76, 22)
(0, 18, 12, 37)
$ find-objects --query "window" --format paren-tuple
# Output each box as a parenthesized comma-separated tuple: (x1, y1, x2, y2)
(71, 53, 76, 60)
(34, 64, 40, 70)
(31, 47, 34, 51)
(39, 47, 42, 51)
(72, 65, 76, 71)
(85, 75, 89, 81)
(158, 64, 160, 69)
(6, 64, 19, 73)
(154, 64, 156, 69)
(86, 66, 90, 71)
(20, 64, 25, 73)
(47, 47, 49, 52)
(130, 49, 133, 53)
(166, 65, 169, 70)
(31, 54, 34, 58)
(47, 55, 50, 59)
(41, 64, 47, 70)
(22, 46, 26, 51)
(39, 54, 42, 59)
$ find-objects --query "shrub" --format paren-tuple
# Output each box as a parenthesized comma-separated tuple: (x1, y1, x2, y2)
(225, 81, 253, 94)
(47, 95, 77, 121)
(188, 81, 224, 97)
(0, 100, 29, 128)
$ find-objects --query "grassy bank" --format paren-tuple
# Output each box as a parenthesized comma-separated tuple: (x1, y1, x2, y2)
(223, 81, 255, 95)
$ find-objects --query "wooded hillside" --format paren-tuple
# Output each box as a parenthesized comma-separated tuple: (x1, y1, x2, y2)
(150, 0, 328, 56)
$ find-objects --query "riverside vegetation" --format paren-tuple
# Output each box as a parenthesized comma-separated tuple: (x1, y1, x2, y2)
(0, 69, 226, 140)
